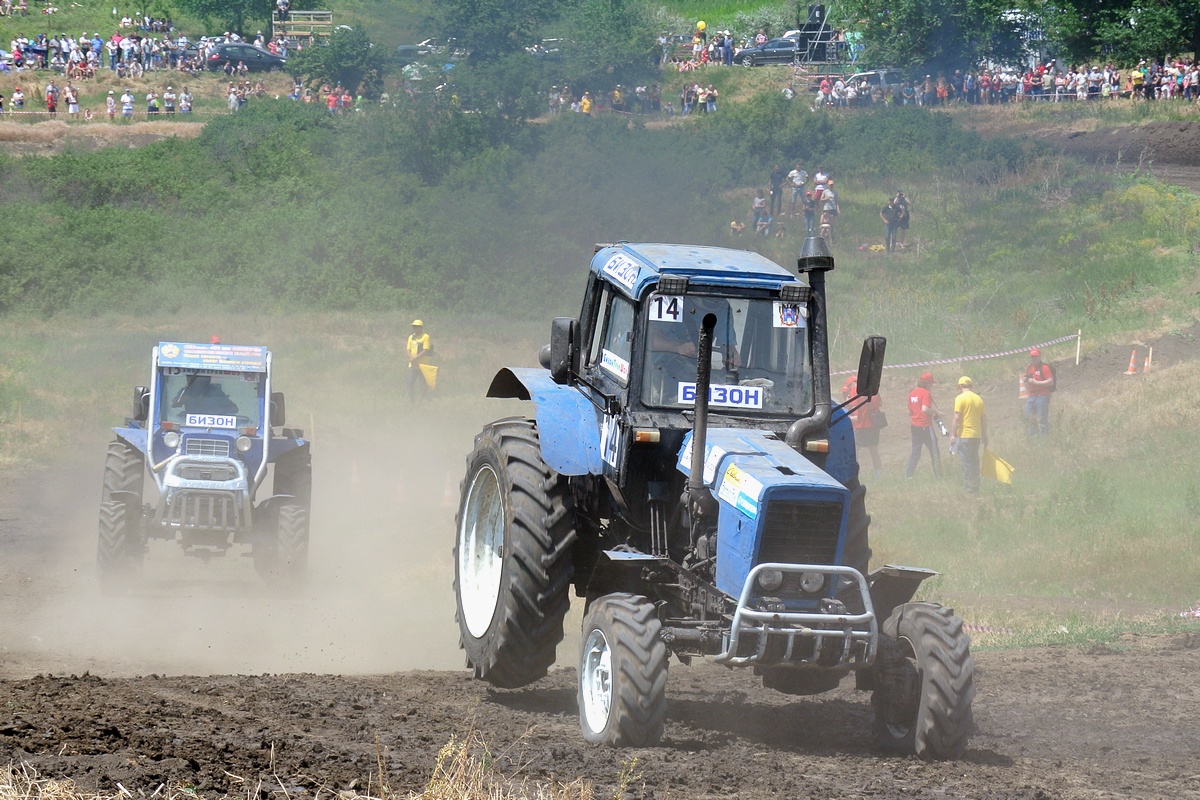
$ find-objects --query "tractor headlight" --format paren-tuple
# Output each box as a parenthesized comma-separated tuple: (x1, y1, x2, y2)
(163, 431, 181, 449)
(799, 572, 826, 594)
(757, 568, 784, 592)
(236, 435, 253, 453)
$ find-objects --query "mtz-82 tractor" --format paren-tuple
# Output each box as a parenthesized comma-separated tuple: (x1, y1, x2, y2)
(98, 340, 312, 591)
(454, 239, 975, 759)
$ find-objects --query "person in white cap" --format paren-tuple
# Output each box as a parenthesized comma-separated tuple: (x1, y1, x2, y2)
(162, 84, 176, 113)
(406, 319, 433, 402)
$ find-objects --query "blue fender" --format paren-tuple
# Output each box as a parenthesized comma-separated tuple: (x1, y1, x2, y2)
(487, 367, 603, 476)
(112, 426, 149, 457)
(823, 404, 859, 485)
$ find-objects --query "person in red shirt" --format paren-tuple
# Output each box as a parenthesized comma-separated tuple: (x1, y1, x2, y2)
(842, 375, 883, 479)
(1024, 348, 1055, 436)
(905, 372, 943, 478)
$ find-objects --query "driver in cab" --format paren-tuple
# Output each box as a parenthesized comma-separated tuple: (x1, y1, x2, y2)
(173, 374, 237, 417)
(647, 295, 741, 403)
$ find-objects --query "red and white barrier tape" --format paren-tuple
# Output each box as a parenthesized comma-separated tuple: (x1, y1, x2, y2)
(832, 332, 1080, 376)
(1179, 605, 1200, 619)
(963, 623, 1015, 635)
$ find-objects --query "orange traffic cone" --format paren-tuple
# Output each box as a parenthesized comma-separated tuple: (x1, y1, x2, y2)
(1123, 349, 1139, 375)
(1143, 347, 1153, 372)
(1018, 375, 1029, 400)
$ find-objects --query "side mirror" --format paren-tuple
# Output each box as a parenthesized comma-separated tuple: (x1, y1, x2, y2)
(548, 317, 579, 385)
(133, 386, 149, 422)
(855, 336, 887, 397)
(270, 391, 286, 427)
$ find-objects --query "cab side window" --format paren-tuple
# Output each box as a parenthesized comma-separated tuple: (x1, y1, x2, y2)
(588, 288, 634, 388)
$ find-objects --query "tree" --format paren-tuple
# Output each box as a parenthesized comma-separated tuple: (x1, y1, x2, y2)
(173, 0, 272, 36)
(427, 0, 561, 59)
(288, 27, 386, 95)
(551, 0, 657, 91)
(1037, 0, 1200, 64)
(844, 0, 1022, 73)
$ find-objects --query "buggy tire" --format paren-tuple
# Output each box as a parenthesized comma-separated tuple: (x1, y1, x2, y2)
(274, 446, 312, 513)
(578, 593, 668, 747)
(102, 439, 144, 502)
(254, 503, 309, 585)
(454, 418, 576, 689)
(97, 500, 142, 593)
(872, 602, 976, 760)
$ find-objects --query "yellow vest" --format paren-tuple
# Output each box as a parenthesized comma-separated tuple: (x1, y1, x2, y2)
(407, 332, 431, 363)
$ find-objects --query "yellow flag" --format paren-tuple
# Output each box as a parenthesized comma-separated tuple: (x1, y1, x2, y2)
(983, 448, 1015, 484)
(419, 363, 438, 390)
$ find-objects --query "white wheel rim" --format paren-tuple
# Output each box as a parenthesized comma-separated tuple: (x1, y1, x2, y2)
(581, 627, 613, 734)
(458, 464, 505, 639)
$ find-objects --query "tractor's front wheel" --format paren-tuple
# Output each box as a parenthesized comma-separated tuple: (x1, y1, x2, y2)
(97, 500, 142, 594)
(578, 593, 668, 747)
(102, 438, 144, 502)
(872, 602, 976, 760)
(454, 419, 576, 689)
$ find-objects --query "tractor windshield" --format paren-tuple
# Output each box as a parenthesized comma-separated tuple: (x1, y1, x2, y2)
(641, 293, 813, 416)
(159, 369, 265, 428)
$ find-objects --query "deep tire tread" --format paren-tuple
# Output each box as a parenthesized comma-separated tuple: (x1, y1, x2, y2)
(102, 439, 144, 502)
(580, 593, 668, 747)
(873, 602, 976, 760)
(97, 499, 141, 592)
(455, 418, 576, 689)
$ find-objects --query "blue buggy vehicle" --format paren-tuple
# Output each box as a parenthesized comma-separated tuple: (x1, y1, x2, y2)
(98, 340, 311, 591)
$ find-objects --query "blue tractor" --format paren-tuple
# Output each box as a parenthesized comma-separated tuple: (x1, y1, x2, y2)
(454, 239, 975, 758)
(98, 340, 311, 591)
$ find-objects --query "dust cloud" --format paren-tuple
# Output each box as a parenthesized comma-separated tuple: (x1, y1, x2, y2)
(0, 401, 512, 678)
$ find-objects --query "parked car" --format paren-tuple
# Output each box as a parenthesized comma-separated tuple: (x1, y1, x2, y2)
(735, 37, 801, 67)
(206, 42, 286, 71)
(848, 69, 905, 91)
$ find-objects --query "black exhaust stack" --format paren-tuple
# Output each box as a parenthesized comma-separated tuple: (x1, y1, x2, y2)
(786, 236, 836, 451)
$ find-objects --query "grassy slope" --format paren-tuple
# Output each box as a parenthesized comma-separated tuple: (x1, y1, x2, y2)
(0, 61, 1198, 639)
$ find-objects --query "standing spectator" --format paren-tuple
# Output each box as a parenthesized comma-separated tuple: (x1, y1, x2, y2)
(801, 190, 816, 235)
(162, 85, 176, 113)
(705, 84, 717, 112)
(881, 196, 899, 253)
(751, 189, 767, 227)
(906, 372, 943, 478)
(893, 191, 910, 248)
(63, 82, 78, 116)
(44, 80, 59, 116)
(787, 162, 808, 216)
(146, 89, 159, 115)
(406, 320, 433, 402)
(105, 89, 116, 120)
(120, 88, 133, 119)
(768, 163, 785, 218)
(843, 376, 883, 479)
(1024, 348, 1055, 436)
(179, 86, 192, 114)
(821, 178, 839, 219)
(951, 376, 987, 493)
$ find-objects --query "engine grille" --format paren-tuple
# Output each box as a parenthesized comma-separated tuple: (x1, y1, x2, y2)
(186, 438, 231, 458)
(758, 500, 843, 565)
(178, 463, 238, 482)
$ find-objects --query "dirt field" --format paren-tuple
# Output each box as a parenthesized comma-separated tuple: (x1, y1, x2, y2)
(4, 329, 1200, 799)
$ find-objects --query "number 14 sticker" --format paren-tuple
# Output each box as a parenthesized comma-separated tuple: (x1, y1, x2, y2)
(649, 294, 683, 323)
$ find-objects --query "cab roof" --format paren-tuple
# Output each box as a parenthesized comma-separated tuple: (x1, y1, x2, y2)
(591, 243, 803, 300)
(157, 341, 269, 373)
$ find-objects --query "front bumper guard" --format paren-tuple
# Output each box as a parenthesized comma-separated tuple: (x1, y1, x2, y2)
(713, 563, 878, 668)
(155, 454, 252, 532)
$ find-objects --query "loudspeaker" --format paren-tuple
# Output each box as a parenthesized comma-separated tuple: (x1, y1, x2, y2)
(808, 5, 825, 25)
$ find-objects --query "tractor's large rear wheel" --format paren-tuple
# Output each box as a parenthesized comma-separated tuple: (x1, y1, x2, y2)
(254, 503, 309, 586)
(454, 418, 576, 689)
(578, 593, 668, 746)
(872, 602, 976, 760)
(97, 500, 142, 593)
(102, 439, 144, 502)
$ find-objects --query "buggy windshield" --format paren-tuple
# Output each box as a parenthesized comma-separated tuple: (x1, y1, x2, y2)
(641, 293, 813, 416)
(160, 369, 265, 428)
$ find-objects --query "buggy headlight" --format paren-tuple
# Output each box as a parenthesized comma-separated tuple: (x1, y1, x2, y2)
(757, 569, 784, 592)
(163, 431, 181, 449)
(236, 436, 253, 453)
(799, 572, 825, 594)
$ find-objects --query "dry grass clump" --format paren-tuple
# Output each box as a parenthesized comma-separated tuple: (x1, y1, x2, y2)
(1, 732, 613, 800)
